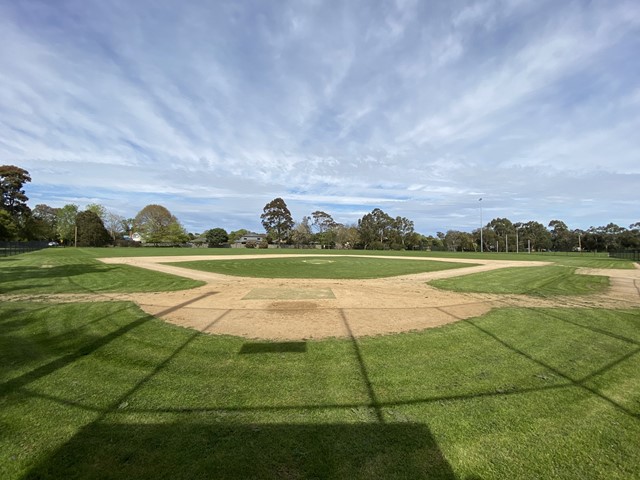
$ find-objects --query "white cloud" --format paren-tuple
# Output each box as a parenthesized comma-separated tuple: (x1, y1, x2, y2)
(1, 0, 639, 233)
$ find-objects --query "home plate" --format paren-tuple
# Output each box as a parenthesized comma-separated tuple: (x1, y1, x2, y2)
(242, 288, 336, 300)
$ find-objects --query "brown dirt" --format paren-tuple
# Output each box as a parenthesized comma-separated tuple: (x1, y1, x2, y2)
(5, 255, 640, 340)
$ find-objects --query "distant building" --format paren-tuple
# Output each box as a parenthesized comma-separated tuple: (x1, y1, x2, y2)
(232, 232, 266, 248)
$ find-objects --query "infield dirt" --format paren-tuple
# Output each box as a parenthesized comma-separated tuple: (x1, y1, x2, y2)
(7, 255, 640, 340)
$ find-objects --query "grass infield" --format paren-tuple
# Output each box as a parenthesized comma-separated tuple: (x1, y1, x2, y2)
(430, 265, 610, 296)
(167, 256, 475, 279)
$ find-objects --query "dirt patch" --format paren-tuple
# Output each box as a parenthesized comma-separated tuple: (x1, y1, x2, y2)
(4, 255, 640, 340)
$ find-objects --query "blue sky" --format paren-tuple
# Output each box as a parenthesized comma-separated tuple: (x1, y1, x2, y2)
(1, 0, 639, 235)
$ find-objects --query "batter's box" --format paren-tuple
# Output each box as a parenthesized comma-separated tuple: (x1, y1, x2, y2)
(242, 288, 335, 300)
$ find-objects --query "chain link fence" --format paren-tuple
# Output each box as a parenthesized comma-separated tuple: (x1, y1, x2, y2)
(0, 241, 50, 257)
(610, 250, 640, 261)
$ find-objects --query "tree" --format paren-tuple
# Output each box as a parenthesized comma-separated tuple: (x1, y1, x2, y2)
(392, 216, 415, 249)
(357, 208, 393, 249)
(444, 230, 474, 251)
(548, 220, 576, 252)
(56, 204, 79, 245)
(0, 165, 31, 220)
(0, 210, 18, 241)
(312, 210, 337, 248)
(260, 198, 294, 247)
(487, 217, 514, 252)
(166, 221, 189, 245)
(291, 217, 313, 247)
(85, 203, 107, 221)
(104, 211, 125, 242)
(205, 228, 229, 247)
(76, 210, 111, 247)
(334, 223, 359, 249)
(134, 204, 185, 245)
(31, 204, 59, 241)
(520, 221, 552, 252)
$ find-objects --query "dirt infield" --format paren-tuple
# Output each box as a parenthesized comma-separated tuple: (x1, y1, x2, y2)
(9, 255, 640, 340)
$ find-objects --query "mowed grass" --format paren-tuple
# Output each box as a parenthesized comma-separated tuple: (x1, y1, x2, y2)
(77, 246, 636, 269)
(167, 256, 475, 279)
(431, 265, 610, 296)
(0, 249, 203, 294)
(1, 248, 638, 478)
(1, 301, 639, 479)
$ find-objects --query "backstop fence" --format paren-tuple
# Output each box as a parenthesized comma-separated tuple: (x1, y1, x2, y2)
(609, 250, 640, 262)
(0, 241, 50, 257)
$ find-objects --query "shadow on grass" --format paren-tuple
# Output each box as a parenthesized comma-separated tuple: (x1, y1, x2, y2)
(0, 264, 112, 294)
(21, 421, 456, 480)
(0, 293, 218, 397)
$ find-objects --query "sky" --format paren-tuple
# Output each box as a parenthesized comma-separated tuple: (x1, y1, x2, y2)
(1, 0, 639, 235)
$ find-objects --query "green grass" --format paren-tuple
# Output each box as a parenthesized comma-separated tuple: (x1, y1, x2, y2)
(430, 265, 610, 296)
(73, 246, 635, 269)
(168, 256, 475, 279)
(1, 248, 637, 478)
(0, 249, 204, 294)
(1, 301, 639, 479)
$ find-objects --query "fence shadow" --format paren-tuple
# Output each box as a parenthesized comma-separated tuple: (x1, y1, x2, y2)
(21, 421, 456, 480)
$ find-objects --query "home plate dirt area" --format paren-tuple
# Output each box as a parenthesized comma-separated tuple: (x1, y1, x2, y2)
(93, 254, 640, 341)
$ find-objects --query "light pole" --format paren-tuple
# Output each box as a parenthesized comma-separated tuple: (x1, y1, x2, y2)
(479, 198, 483, 253)
(516, 226, 520, 254)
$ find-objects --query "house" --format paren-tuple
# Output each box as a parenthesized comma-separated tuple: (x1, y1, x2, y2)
(231, 232, 266, 248)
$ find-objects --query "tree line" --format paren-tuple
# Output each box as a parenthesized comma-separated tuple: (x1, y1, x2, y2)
(1, 165, 638, 251)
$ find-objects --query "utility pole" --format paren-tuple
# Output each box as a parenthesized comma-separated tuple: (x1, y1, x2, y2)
(479, 198, 483, 253)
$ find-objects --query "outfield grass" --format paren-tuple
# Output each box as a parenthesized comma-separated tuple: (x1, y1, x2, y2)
(0, 249, 203, 294)
(168, 256, 475, 279)
(1, 301, 638, 479)
(430, 265, 610, 296)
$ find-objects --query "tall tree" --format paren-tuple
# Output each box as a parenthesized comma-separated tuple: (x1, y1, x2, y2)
(104, 211, 125, 242)
(56, 204, 79, 245)
(311, 210, 337, 248)
(76, 210, 111, 247)
(134, 204, 185, 245)
(548, 220, 576, 252)
(85, 203, 107, 222)
(31, 204, 59, 241)
(260, 198, 294, 246)
(520, 221, 552, 252)
(393, 216, 415, 248)
(0, 165, 31, 220)
(487, 217, 514, 251)
(357, 208, 393, 249)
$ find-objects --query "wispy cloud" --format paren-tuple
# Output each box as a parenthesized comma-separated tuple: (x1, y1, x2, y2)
(1, 0, 638, 232)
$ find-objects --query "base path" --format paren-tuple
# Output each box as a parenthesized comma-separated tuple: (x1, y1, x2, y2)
(88, 254, 640, 340)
